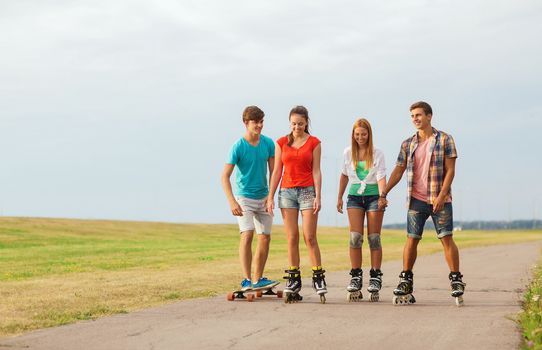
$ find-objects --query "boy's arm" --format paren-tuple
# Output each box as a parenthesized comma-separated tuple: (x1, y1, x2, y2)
(221, 164, 243, 216)
(432, 157, 456, 212)
(378, 165, 406, 209)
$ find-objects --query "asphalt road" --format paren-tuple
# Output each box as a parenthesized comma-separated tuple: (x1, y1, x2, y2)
(1, 241, 540, 350)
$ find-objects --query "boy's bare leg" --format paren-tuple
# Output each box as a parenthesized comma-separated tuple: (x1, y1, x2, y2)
(239, 230, 254, 280)
(253, 234, 270, 281)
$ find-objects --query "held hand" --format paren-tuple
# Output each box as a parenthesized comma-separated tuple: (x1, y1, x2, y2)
(266, 197, 275, 216)
(230, 200, 243, 216)
(377, 197, 388, 210)
(337, 199, 343, 214)
(313, 197, 321, 214)
(432, 196, 445, 213)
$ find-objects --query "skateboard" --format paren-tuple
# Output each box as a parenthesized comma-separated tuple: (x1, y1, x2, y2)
(227, 281, 282, 302)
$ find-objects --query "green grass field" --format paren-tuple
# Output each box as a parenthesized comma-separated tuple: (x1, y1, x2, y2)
(1, 217, 541, 338)
(519, 258, 542, 349)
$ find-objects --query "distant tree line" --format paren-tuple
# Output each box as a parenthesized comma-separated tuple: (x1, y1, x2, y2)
(383, 220, 542, 230)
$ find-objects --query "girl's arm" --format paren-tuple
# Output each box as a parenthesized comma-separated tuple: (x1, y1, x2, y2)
(312, 143, 322, 214)
(266, 143, 283, 215)
(337, 174, 349, 214)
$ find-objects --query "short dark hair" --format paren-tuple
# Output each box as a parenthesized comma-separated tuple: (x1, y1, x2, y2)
(242, 106, 264, 122)
(410, 101, 433, 116)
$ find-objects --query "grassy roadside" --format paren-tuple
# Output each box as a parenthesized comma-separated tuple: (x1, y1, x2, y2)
(519, 257, 542, 349)
(1, 217, 541, 338)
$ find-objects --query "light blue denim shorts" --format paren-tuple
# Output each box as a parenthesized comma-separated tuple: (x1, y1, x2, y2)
(346, 195, 382, 212)
(278, 186, 316, 210)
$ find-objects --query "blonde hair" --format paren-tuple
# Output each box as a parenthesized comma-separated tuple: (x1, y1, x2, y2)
(351, 118, 374, 171)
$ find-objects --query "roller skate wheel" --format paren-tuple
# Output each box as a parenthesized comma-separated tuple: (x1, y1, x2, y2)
(320, 294, 326, 304)
(277, 290, 283, 298)
(348, 290, 362, 302)
(256, 291, 263, 298)
(455, 296, 464, 307)
(227, 292, 235, 301)
(370, 292, 379, 302)
(393, 294, 414, 305)
(247, 294, 255, 302)
(285, 292, 295, 304)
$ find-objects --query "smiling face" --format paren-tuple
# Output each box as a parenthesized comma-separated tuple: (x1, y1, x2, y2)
(289, 113, 307, 137)
(353, 126, 369, 147)
(244, 118, 264, 135)
(410, 107, 432, 130)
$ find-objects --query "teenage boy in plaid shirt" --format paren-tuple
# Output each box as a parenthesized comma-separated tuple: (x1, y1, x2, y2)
(379, 101, 466, 305)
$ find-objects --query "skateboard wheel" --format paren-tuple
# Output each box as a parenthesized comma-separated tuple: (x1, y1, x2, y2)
(256, 291, 263, 298)
(247, 294, 255, 302)
(277, 290, 283, 298)
(227, 292, 235, 301)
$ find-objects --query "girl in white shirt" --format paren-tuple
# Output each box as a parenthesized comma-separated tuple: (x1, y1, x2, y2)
(337, 118, 387, 301)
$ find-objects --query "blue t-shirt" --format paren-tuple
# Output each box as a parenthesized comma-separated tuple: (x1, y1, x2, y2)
(226, 135, 275, 199)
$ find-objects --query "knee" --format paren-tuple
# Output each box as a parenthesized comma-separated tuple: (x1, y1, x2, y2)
(440, 235, 457, 249)
(349, 231, 363, 248)
(258, 234, 271, 247)
(305, 235, 318, 248)
(240, 236, 253, 248)
(288, 233, 299, 244)
(368, 233, 381, 250)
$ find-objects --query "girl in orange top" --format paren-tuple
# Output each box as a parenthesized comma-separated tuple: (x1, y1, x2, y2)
(267, 105, 327, 303)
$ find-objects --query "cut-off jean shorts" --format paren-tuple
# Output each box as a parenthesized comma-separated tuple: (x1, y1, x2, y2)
(278, 186, 316, 210)
(407, 197, 453, 239)
(235, 196, 272, 234)
(346, 194, 382, 212)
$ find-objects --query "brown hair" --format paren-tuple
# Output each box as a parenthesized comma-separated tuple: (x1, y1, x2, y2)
(351, 118, 374, 170)
(409, 101, 433, 116)
(242, 105, 265, 123)
(287, 105, 310, 146)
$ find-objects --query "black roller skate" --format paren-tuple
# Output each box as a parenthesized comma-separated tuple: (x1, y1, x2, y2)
(312, 268, 328, 304)
(283, 268, 303, 303)
(392, 270, 415, 305)
(449, 272, 466, 306)
(367, 269, 383, 302)
(346, 268, 363, 302)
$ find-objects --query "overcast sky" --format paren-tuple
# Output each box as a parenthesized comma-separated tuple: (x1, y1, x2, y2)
(1, 1, 541, 226)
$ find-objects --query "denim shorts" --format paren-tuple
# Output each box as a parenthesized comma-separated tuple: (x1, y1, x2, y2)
(278, 186, 316, 210)
(235, 196, 272, 234)
(407, 197, 453, 239)
(346, 195, 382, 212)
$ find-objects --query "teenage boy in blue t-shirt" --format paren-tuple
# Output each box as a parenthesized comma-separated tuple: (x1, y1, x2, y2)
(221, 106, 277, 291)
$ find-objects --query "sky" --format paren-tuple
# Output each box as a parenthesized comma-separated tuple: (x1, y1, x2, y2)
(1, 0, 541, 227)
